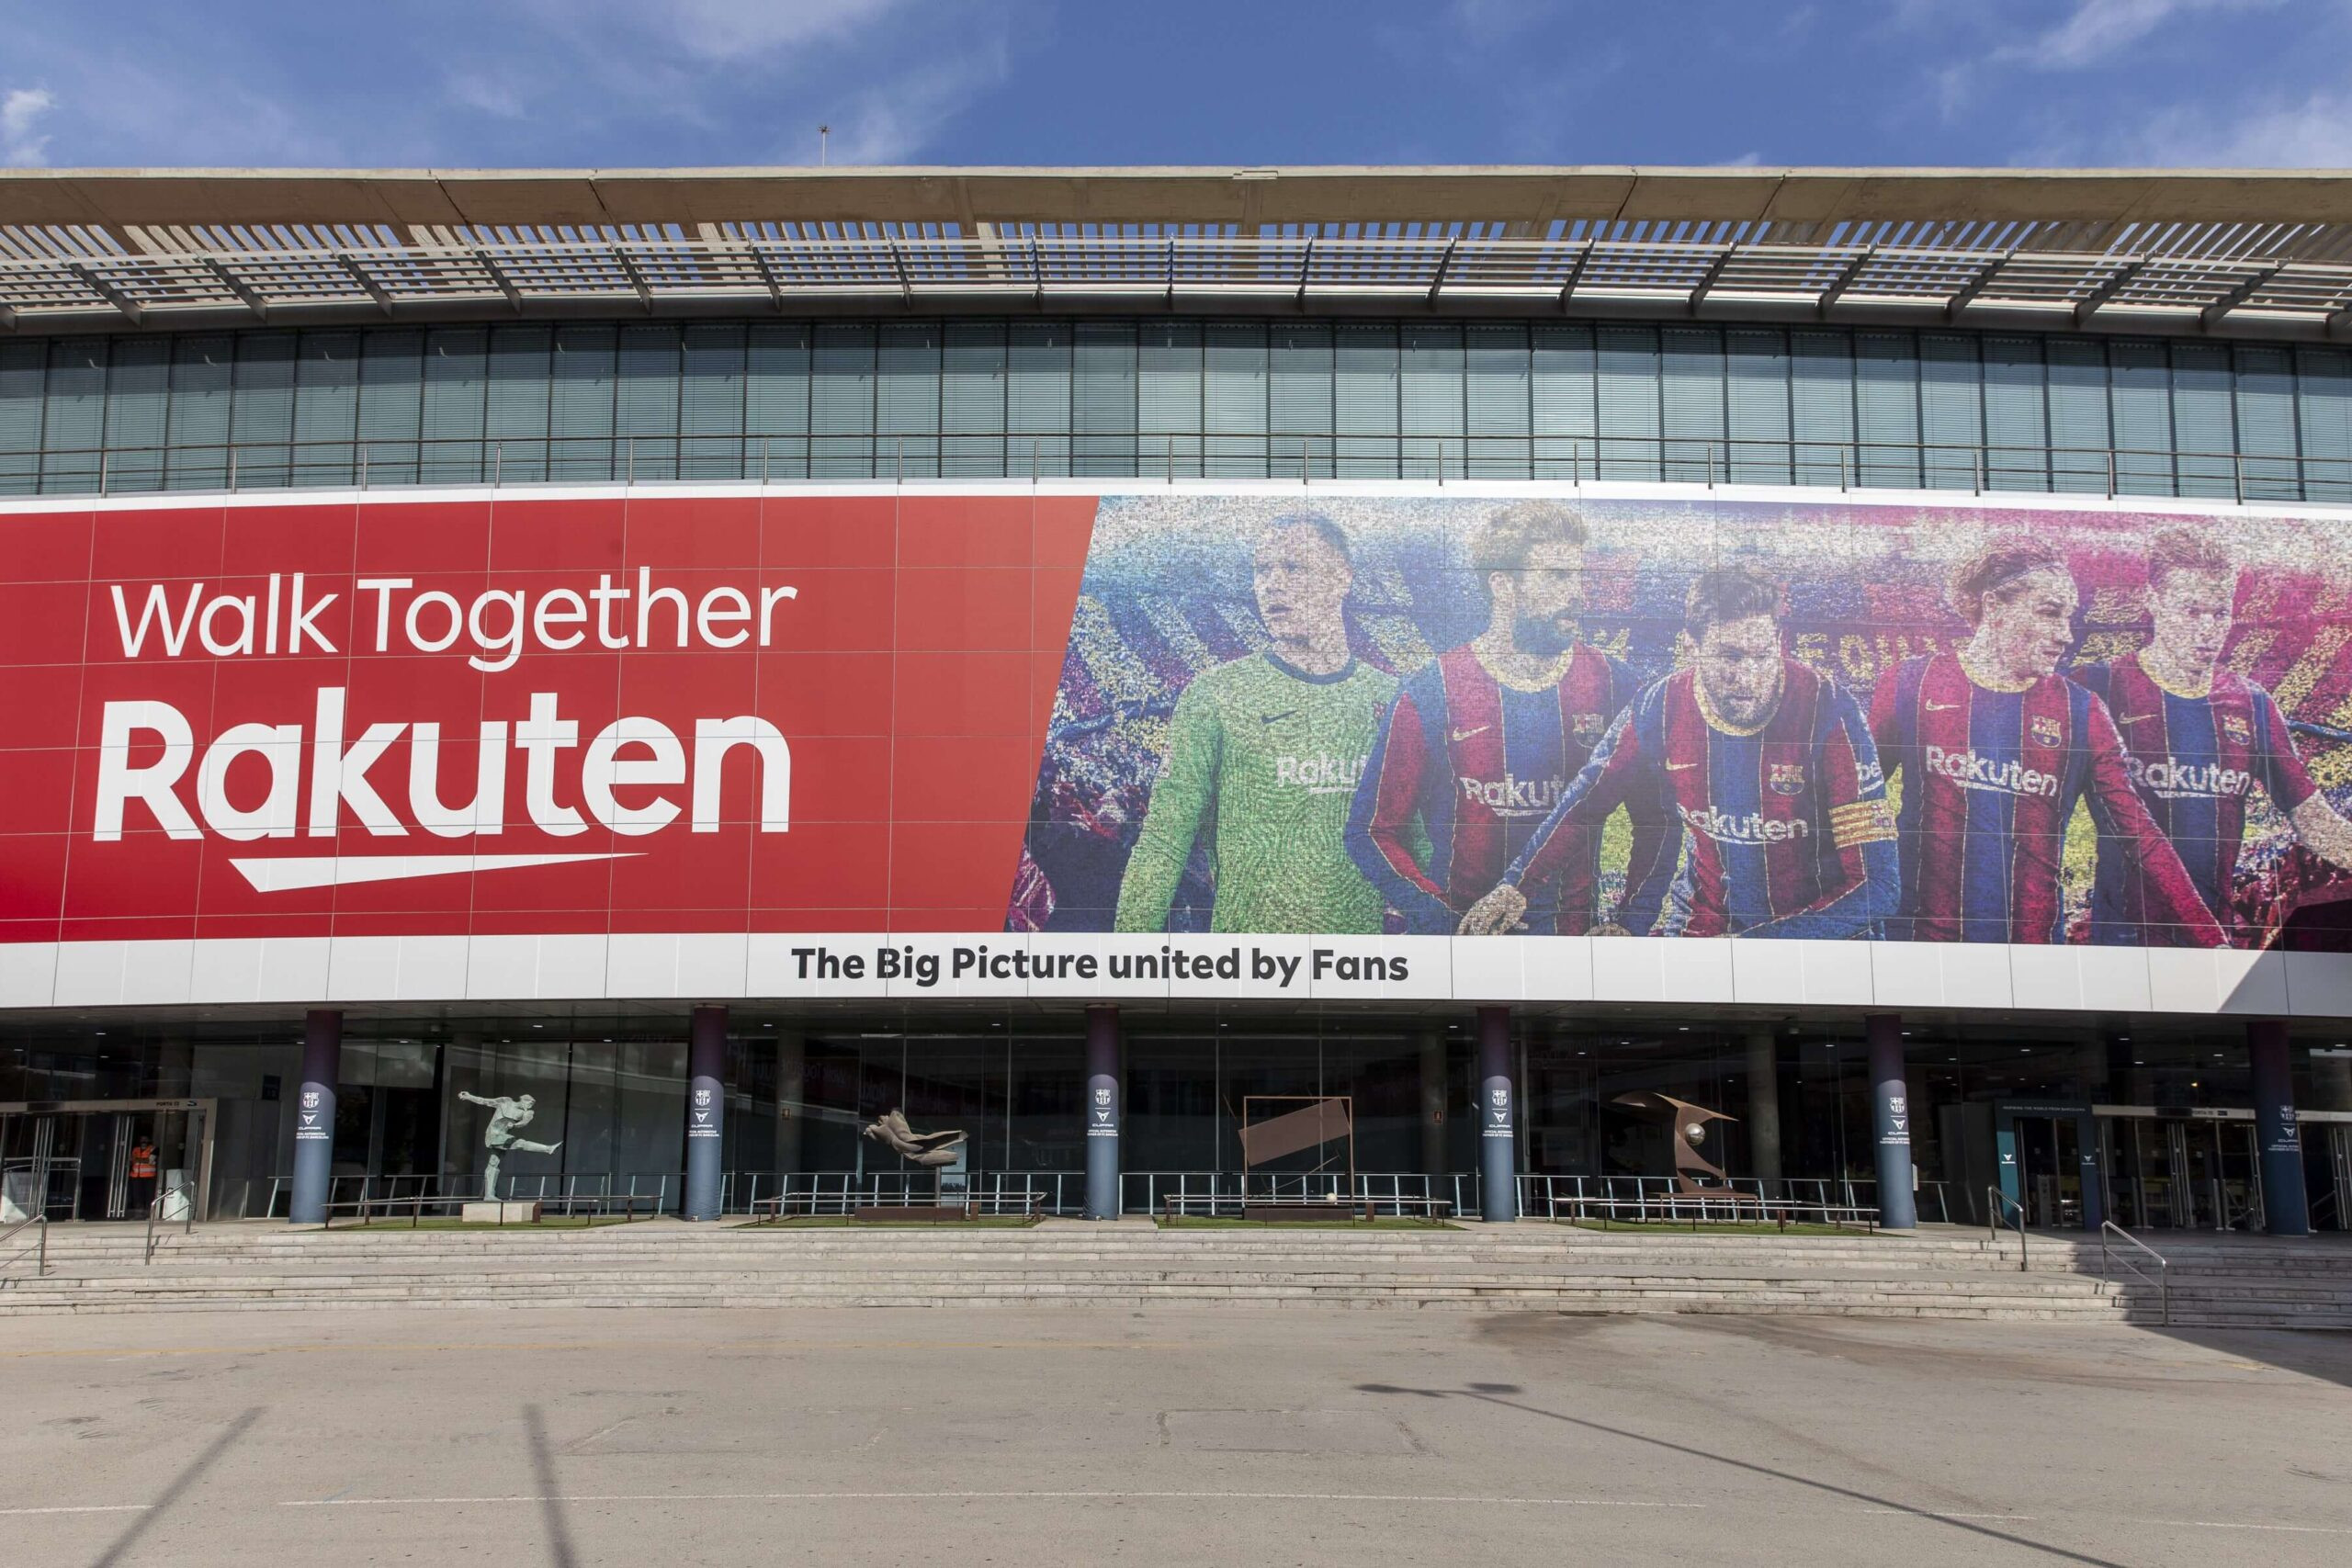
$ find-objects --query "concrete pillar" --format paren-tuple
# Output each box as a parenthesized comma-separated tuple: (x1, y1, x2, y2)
(2249, 1021, 2310, 1237)
(1476, 1007, 1516, 1222)
(1745, 1028, 1781, 1198)
(1418, 1031, 1448, 1177)
(289, 1010, 340, 1224)
(1084, 1006, 1121, 1220)
(684, 1006, 726, 1221)
(1866, 1014, 1917, 1230)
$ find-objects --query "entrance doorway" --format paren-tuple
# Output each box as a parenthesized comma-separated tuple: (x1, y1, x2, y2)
(2093, 1106, 2276, 1232)
(2311, 1119, 2352, 1233)
(0, 1100, 214, 1222)
(1992, 1101, 2103, 1230)
(2010, 1115, 2089, 1227)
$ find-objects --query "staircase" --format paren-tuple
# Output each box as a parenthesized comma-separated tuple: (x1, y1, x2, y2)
(4, 1223, 2346, 1326)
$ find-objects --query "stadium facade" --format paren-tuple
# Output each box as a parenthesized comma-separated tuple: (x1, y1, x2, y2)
(4, 164, 2351, 1237)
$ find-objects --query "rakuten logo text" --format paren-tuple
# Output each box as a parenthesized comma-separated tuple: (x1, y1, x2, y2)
(95, 688, 789, 842)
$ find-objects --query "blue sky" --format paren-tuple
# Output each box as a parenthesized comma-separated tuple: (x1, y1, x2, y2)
(3, 0, 2349, 172)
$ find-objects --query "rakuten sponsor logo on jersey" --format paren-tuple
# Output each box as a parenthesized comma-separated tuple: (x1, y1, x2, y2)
(1921, 745, 2060, 799)
(2125, 757, 2254, 800)
(1456, 773, 1566, 818)
(1273, 754, 1368, 795)
(1676, 804, 1810, 844)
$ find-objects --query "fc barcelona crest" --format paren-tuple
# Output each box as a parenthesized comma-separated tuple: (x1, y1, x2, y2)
(1571, 711, 1604, 744)
(2030, 715, 2064, 749)
(1769, 761, 1805, 796)
(2222, 713, 2251, 745)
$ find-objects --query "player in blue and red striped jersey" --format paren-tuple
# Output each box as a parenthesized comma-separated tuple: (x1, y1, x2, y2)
(2074, 527, 2352, 946)
(1345, 502, 1669, 933)
(1459, 565, 1899, 940)
(1870, 536, 2226, 948)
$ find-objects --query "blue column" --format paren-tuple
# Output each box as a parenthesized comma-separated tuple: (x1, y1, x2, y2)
(1476, 1006, 1516, 1222)
(1866, 1013, 1917, 1230)
(2249, 1020, 2310, 1236)
(684, 1005, 726, 1222)
(288, 1009, 339, 1224)
(1084, 1005, 1120, 1220)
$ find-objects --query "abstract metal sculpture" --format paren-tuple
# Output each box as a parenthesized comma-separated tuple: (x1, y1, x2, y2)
(1611, 1091, 1741, 1195)
(861, 1109, 968, 1168)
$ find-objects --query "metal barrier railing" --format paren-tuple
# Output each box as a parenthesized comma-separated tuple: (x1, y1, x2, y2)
(318, 1191, 661, 1228)
(3, 429, 2344, 506)
(747, 1188, 1042, 1221)
(1513, 1173, 1951, 1225)
(1545, 1193, 1878, 1232)
(1, 1213, 47, 1278)
(2098, 1221, 2171, 1325)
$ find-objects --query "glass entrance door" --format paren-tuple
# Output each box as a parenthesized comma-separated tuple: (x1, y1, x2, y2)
(2305, 1123, 2350, 1233)
(2015, 1117, 2086, 1227)
(1, 1100, 213, 1222)
(2174, 1120, 2262, 1231)
(2101, 1117, 2180, 1228)
(1, 1113, 77, 1220)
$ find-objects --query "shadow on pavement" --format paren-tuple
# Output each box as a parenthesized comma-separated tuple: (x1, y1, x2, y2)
(1352, 1381, 2131, 1568)
(526, 1404, 579, 1568)
(89, 1406, 261, 1568)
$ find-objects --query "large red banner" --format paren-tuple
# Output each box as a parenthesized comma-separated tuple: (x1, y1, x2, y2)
(0, 492, 1094, 944)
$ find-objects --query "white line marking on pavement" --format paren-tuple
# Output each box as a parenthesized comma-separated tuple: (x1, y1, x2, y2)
(284, 1491, 1708, 1509)
(2167, 1520, 2352, 1535)
(0, 1505, 150, 1516)
(1862, 1511, 2037, 1521)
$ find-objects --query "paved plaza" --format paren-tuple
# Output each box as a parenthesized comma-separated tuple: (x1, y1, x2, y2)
(0, 1304, 2345, 1566)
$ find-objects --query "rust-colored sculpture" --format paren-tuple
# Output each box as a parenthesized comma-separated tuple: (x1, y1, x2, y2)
(1611, 1091, 1741, 1195)
(861, 1109, 968, 1168)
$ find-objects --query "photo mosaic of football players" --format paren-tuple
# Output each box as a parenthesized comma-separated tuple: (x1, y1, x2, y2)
(1870, 537, 2226, 947)
(1112, 513, 1397, 934)
(2073, 528, 2352, 946)
(1343, 502, 1668, 934)
(1459, 564, 1898, 940)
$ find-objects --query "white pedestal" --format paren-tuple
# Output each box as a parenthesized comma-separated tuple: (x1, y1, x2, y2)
(460, 1201, 542, 1224)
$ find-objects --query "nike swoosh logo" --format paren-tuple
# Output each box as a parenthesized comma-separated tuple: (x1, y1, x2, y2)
(2118, 712, 2156, 724)
(1260, 711, 1296, 725)
(1665, 760, 1699, 771)
(231, 852, 642, 893)
(1923, 700, 1962, 711)
(1450, 726, 1490, 741)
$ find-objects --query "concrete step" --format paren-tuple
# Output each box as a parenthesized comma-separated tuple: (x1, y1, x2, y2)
(12, 1223, 2343, 1328)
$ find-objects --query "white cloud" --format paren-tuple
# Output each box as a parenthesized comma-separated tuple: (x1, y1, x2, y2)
(1442, 0, 1557, 48)
(811, 36, 1012, 165)
(2110, 86, 2352, 166)
(2001, 0, 2278, 70)
(2, 85, 56, 165)
(635, 0, 917, 58)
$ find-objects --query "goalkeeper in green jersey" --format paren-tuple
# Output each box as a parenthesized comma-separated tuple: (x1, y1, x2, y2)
(1114, 513, 1397, 934)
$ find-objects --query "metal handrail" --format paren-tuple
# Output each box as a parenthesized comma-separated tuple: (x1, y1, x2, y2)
(2, 1213, 48, 1277)
(142, 1190, 193, 1264)
(2098, 1221, 2171, 1325)
(1988, 1186, 2028, 1271)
